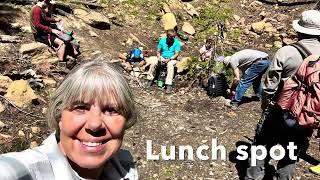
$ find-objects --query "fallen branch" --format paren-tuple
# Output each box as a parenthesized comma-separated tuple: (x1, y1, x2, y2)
(0, 95, 45, 119)
(69, 0, 103, 9)
(0, 35, 21, 43)
(258, 0, 318, 6)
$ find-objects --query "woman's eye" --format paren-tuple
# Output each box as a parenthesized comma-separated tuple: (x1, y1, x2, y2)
(73, 105, 89, 112)
(103, 106, 119, 115)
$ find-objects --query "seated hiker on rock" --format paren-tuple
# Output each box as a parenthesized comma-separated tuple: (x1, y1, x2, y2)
(223, 49, 270, 107)
(31, 0, 79, 67)
(199, 38, 214, 61)
(146, 29, 182, 94)
(0, 60, 138, 180)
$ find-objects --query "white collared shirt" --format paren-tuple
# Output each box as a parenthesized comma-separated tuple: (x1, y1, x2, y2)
(0, 133, 138, 180)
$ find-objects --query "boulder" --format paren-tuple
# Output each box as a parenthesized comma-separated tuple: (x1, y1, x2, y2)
(0, 75, 12, 89)
(182, 22, 195, 35)
(31, 51, 59, 65)
(161, 13, 177, 30)
(5, 80, 38, 108)
(19, 42, 47, 54)
(74, 9, 110, 30)
(176, 57, 190, 73)
(251, 21, 266, 34)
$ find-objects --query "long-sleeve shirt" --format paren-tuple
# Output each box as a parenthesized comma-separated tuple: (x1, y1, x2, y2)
(0, 133, 138, 180)
(263, 38, 320, 102)
(30, 5, 56, 34)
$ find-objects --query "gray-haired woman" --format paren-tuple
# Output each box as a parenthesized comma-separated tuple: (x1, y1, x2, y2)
(0, 60, 138, 180)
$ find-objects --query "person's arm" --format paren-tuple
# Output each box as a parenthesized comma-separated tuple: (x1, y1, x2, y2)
(261, 51, 284, 110)
(170, 51, 179, 60)
(32, 7, 52, 33)
(170, 40, 181, 60)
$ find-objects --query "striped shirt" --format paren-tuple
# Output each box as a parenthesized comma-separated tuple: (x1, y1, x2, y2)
(0, 133, 138, 180)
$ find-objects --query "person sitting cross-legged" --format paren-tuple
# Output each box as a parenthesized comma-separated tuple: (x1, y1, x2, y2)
(146, 29, 181, 94)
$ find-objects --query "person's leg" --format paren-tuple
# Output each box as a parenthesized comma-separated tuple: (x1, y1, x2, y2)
(165, 60, 177, 85)
(146, 57, 159, 81)
(233, 60, 270, 103)
(53, 38, 66, 61)
(252, 60, 270, 98)
(275, 114, 313, 180)
(245, 108, 283, 180)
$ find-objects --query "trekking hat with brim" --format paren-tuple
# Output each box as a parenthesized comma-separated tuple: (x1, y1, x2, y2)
(292, 10, 320, 36)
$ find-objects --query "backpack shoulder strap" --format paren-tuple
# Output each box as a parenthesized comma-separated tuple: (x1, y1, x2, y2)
(290, 42, 312, 59)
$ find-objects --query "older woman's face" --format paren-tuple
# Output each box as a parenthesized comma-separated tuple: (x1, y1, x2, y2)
(58, 98, 126, 169)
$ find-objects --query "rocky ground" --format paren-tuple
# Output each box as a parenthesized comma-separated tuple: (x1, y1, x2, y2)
(0, 0, 319, 179)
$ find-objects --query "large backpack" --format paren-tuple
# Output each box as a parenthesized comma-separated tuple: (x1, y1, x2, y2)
(276, 42, 320, 128)
(127, 48, 144, 62)
(206, 73, 228, 98)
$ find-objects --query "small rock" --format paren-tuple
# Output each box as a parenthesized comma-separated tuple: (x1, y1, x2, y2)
(276, 14, 289, 22)
(0, 120, 5, 128)
(182, 22, 195, 35)
(259, 11, 266, 19)
(282, 38, 294, 45)
(233, 14, 241, 22)
(264, 22, 276, 33)
(31, 127, 41, 134)
(43, 78, 56, 87)
(162, 3, 171, 13)
(265, 44, 273, 48)
(0, 133, 12, 139)
(30, 141, 38, 148)
(29, 133, 33, 139)
(0, 75, 12, 89)
(42, 107, 47, 114)
(18, 130, 25, 137)
(251, 21, 265, 34)
(126, 38, 133, 46)
(226, 111, 237, 118)
(274, 41, 283, 48)
(89, 30, 98, 37)
(21, 26, 32, 33)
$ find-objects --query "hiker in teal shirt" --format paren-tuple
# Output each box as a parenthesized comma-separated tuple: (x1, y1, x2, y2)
(146, 29, 181, 94)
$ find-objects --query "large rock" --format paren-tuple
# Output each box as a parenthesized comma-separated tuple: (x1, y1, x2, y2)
(5, 80, 38, 108)
(161, 13, 177, 30)
(182, 22, 195, 35)
(251, 21, 266, 34)
(0, 75, 12, 89)
(176, 57, 190, 73)
(74, 9, 110, 30)
(19, 42, 47, 54)
(31, 51, 59, 65)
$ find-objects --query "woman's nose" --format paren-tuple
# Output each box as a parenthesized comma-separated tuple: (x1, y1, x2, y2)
(86, 109, 104, 132)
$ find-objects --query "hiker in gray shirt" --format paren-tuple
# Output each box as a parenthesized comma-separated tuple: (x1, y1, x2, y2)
(245, 10, 320, 180)
(223, 49, 270, 107)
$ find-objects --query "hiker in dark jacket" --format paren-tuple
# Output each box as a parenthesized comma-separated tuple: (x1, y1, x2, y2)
(245, 10, 320, 180)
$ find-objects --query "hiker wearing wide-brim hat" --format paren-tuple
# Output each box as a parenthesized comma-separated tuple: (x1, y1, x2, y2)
(245, 9, 320, 180)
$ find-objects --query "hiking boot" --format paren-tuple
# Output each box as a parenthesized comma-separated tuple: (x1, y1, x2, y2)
(52, 61, 70, 74)
(310, 164, 320, 175)
(251, 96, 261, 102)
(225, 99, 239, 108)
(165, 85, 172, 94)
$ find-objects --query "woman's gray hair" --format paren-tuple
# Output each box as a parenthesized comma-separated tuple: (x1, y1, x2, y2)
(46, 59, 137, 133)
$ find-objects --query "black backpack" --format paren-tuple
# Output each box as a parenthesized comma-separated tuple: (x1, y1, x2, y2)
(206, 73, 228, 98)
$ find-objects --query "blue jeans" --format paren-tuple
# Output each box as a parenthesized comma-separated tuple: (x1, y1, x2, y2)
(232, 58, 270, 103)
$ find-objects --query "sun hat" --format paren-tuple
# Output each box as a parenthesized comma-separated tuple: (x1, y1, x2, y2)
(292, 10, 320, 36)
